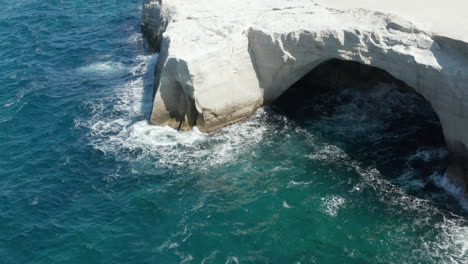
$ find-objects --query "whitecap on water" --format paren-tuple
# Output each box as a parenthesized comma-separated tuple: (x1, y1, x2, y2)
(288, 180, 313, 186)
(320, 195, 345, 217)
(307, 144, 349, 163)
(128, 32, 146, 47)
(78, 61, 126, 75)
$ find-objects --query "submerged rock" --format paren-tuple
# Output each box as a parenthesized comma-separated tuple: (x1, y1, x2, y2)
(141, 0, 468, 190)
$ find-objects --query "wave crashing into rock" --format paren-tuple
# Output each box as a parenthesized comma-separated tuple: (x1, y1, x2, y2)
(141, 0, 468, 192)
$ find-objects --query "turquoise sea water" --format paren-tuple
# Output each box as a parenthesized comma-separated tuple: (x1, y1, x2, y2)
(0, 1, 467, 263)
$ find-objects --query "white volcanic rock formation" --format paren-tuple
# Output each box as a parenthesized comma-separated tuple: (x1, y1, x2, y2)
(142, 0, 468, 189)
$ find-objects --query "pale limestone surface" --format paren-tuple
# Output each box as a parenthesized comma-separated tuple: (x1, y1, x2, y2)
(142, 0, 468, 188)
(314, 0, 468, 43)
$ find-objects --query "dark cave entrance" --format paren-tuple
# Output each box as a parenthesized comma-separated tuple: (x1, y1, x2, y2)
(271, 59, 450, 196)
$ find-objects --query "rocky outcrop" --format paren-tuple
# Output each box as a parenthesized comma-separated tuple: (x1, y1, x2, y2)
(141, 0, 468, 190)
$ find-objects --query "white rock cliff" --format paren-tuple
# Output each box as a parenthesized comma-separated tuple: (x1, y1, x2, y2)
(141, 0, 468, 190)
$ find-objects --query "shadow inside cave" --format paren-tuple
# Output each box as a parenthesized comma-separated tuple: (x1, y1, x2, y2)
(269, 59, 466, 213)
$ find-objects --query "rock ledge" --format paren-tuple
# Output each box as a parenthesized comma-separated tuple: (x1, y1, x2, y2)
(142, 0, 468, 190)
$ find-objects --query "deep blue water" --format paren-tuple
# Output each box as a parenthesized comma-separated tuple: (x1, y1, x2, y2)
(0, 1, 467, 263)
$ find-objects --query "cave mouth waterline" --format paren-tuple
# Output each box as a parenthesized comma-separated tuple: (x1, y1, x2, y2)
(269, 59, 468, 210)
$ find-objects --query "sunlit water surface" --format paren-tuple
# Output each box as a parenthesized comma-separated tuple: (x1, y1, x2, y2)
(0, 1, 466, 263)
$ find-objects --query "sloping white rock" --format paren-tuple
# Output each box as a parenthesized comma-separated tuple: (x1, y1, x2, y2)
(142, 0, 468, 189)
(314, 0, 468, 43)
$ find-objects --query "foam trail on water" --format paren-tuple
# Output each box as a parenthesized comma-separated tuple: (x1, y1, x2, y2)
(309, 142, 467, 260)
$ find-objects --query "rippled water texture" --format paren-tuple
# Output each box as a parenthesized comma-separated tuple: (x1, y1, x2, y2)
(0, 1, 467, 263)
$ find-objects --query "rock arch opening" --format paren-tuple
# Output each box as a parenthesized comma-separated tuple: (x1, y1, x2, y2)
(271, 59, 458, 199)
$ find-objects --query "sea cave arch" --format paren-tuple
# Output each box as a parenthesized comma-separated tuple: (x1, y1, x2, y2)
(270, 58, 468, 192)
(146, 26, 468, 193)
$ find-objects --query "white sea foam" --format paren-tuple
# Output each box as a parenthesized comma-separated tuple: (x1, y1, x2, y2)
(307, 144, 349, 162)
(306, 139, 467, 260)
(225, 256, 239, 264)
(320, 195, 345, 216)
(113, 108, 268, 169)
(78, 61, 126, 75)
(288, 180, 313, 186)
(3, 101, 15, 107)
(342, 158, 468, 262)
(344, 154, 467, 262)
(128, 32, 145, 46)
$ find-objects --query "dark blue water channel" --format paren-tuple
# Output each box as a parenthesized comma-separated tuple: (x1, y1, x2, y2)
(0, 1, 466, 263)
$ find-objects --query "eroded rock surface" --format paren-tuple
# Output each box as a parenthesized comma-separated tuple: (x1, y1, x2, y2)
(142, 0, 468, 190)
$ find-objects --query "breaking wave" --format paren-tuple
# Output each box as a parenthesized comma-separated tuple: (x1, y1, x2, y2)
(78, 33, 273, 171)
